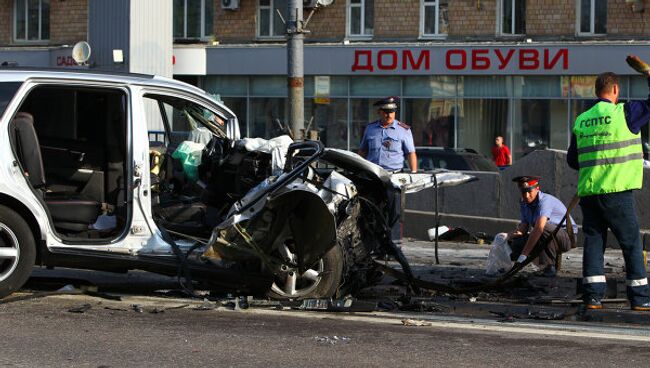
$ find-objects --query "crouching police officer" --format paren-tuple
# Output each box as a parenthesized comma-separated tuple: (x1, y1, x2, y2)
(358, 96, 417, 173)
(507, 176, 577, 277)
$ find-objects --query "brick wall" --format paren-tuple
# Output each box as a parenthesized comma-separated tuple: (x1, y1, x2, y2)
(0, 0, 11, 45)
(607, 0, 650, 36)
(448, 0, 497, 37)
(215, 0, 346, 43)
(526, 0, 576, 36)
(50, 0, 88, 44)
(374, 0, 419, 39)
(214, 0, 257, 43)
(306, 2, 346, 41)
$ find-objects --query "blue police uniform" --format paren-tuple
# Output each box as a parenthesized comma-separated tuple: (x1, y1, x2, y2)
(359, 119, 415, 171)
(510, 178, 577, 272)
(519, 192, 577, 235)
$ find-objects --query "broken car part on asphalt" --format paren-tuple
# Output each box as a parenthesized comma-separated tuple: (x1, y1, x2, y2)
(375, 195, 579, 295)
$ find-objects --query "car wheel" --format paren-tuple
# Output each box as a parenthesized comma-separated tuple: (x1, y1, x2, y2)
(0, 205, 36, 299)
(268, 243, 344, 300)
(267, 201, 374, 300)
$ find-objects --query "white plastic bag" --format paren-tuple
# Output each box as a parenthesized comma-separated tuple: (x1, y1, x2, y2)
(485, 232, 513, 275)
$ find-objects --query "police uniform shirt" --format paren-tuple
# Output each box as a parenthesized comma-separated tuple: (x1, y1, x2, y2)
(519, 191, 578, 235)
(359, 119, 416, 171)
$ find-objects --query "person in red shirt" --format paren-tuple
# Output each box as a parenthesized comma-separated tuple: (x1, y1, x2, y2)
(492, 135, 512, 169)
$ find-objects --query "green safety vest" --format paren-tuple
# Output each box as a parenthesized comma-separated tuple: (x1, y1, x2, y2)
(573, 101, 643, 197)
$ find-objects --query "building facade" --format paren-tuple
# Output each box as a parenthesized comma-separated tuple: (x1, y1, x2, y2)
(2, 0, 650, 160)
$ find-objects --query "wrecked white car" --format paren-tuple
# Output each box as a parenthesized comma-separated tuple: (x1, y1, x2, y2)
(0, 69, 472, 299)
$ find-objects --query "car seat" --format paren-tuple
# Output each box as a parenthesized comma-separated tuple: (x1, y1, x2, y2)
(10, 112, 102, 232)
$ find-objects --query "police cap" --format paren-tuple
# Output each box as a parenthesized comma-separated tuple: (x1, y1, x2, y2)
(512, 175, 541, 191)
(373, 96, 399, 112)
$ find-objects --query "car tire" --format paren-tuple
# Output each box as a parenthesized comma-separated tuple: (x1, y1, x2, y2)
(267, 201, 374, 300)
(0, 205, 36, 299)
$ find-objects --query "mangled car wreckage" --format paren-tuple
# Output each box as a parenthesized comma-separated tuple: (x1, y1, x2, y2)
(0, 70, 472, 299)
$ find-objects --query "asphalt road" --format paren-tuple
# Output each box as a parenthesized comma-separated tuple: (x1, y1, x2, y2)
(1, 294, 650, 368)
(2, 240, 649, 367)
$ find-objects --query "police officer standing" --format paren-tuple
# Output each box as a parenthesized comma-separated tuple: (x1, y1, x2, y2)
(567, 55, 650, 311)
(359, 97, 417, 243)
(358, 97, 418, 173)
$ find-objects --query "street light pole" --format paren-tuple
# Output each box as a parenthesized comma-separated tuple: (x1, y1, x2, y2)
(287, 0, 305, 140)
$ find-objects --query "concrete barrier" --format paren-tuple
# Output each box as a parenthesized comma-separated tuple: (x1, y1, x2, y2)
(404, 149, 650, 248)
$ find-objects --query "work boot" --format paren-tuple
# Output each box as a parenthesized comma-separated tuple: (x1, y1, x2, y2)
(541, 265, 556, 278)
(631, 302, 650, 311)
(584, 298, 602, 310)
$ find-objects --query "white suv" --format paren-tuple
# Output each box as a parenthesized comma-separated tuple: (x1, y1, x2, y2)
(0, 69, 471, 299)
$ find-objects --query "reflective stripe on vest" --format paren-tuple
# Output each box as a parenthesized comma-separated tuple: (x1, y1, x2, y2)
(573, 101, 643, 197)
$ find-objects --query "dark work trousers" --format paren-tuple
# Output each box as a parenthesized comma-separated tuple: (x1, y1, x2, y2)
(580, 191, 650, 306)
(509, 223, 573, 269)
(386, 188, 401, 243)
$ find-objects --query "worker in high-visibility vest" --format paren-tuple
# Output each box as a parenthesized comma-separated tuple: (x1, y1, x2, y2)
(567, 56, 650, 311)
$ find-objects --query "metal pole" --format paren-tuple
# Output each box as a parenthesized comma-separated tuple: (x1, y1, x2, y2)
(287, 0, 305, 140)
(434, 173, 440, 265)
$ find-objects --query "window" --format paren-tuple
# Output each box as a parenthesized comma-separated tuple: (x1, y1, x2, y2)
(258, 0, 288, 38)
(499, 0, 525, 35)
(14, 0, 49, 42)
(173, 0, 214, 40)
(0, 83, 21, 117)
(458, 99, 509, 158)
(578, 0, 606, 35)
(145, 94, 225, 146)
(420, 0, 448, 37)
(347, 0, 373, 38)
(404, 98, 456, 147)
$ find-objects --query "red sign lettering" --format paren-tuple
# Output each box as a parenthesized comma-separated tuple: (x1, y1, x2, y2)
(544, 48, 568, 69)
(519, 49, 540, 70)
(351, 50, 374, 72)
(402, 50, 430, 70)
(352, 48, 569, 73)
(446, 50, 467, 70)
(377, 50, 398, 70)
(56, 56, 77, 67)
(471, 49, 490, 70)
(495, 49, 515, 70)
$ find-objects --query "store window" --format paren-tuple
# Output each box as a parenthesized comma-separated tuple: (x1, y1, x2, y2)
(350, 98, 379, 151)
(499, 0, 525, 35)
(305, 99, 349, 149)
(221, 97, 248, 136)
(348, 0, 374, 38)
(460, 76, 510, 98)
(458, 99, 508, 158)
(258, 0, 288, 38)
(630, 75, 650, 99)
(251, 98, 287, 139)
(403, 76, 456, 147)
(404, 99, 456, 147)
(404, 76, 456, 98)
(420, 0, 448, 37)
(513, 99, 568, 159)
(350, 76, 400, 97)
(14, 0, 49, 42)
(173, 0, 214, 40)
(578, 0, 606, 35)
